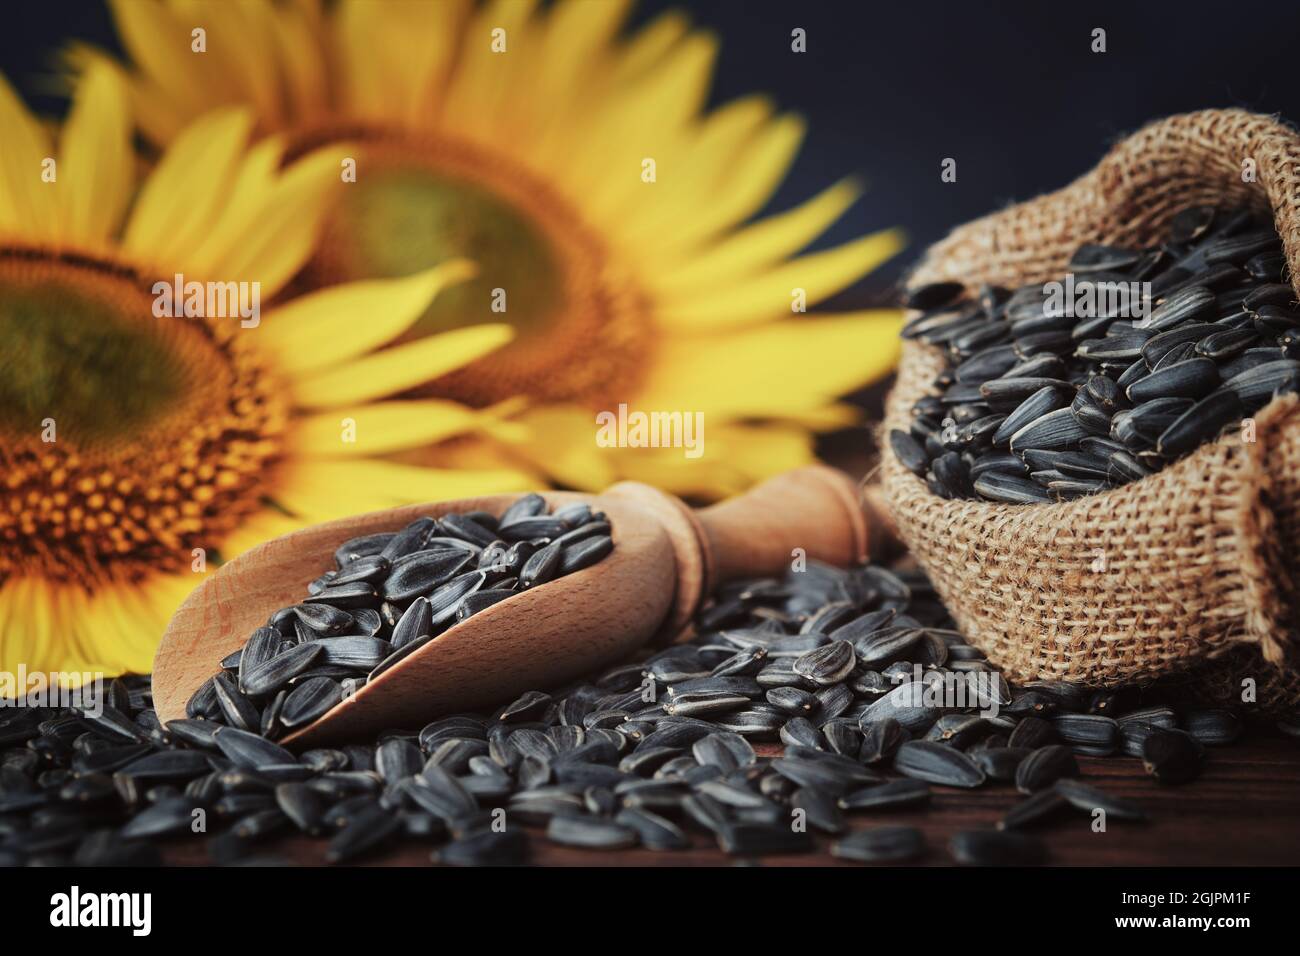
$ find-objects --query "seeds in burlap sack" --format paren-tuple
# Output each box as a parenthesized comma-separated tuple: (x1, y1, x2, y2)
(898, 206, 1300, 502)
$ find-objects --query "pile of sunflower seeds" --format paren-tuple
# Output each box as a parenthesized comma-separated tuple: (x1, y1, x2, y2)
(185, 495, 614, 736)
(894, 206, 1300, 502)
(3, 558, 1274, 867)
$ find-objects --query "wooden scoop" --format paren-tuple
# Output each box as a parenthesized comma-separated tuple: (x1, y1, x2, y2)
(152, 465, 885, 747)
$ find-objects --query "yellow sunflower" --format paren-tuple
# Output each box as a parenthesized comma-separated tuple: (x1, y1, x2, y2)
(78, 0, 904, 499)
(0, 63, 531, 677)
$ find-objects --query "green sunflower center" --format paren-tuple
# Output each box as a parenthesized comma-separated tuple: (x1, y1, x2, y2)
(328, 167, 565, 342)
(0, 277, 187, 444)
(295, 129, 655, 408)
(0, 250, 287, 585)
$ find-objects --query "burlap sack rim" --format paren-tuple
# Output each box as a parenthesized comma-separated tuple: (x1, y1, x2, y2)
(881, 344, 1300, 667)
(880, 108, 1300, 690)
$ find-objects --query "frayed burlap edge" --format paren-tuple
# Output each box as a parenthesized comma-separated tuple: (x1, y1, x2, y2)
(881, 109, 1300, 712)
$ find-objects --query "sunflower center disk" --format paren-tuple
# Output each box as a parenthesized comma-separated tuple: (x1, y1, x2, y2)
(0, 250, 287, 585)
(307, 132, 655, 408)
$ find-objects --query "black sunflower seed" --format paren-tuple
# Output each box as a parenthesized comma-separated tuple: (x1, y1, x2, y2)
(949, 829, 1047, 866)
(837, 777, 931, 811)
(791, 641, 856, 685)
(998, 788, 1070, 830)
(381, 549, 473, 601)
(1014, 744, 1078, 793)
(292, 602, 354, 635)
(239, 642, 324, 697)
(972, 746, 1032, 783)
(1053, 779, 1147, 821)
(1142, 729, 1204, 784)
(893, 740, 985, 788)
(280, 677, 343, 728)
(559, 535, 614, 575)
(832, 825, 926, 863)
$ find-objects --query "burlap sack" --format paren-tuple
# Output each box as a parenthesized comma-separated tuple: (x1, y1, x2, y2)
(881, 109, 1300, 712)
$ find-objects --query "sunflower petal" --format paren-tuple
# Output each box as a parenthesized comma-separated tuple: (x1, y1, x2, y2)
(504, 405, 617, 492)
(295, 399, 490, 458)
(648, 113, 805, 252)
(107, 0, 214, 120)
(122, 108, 255, 266)
(634, 312, 904, 419)
(438, 0, 540, 136)
(657, 229, 904, 329)
(652, 177, 864, 292)
(293, 324, 515, 408)
(274, 460, 532, 523)
(604, 422, 815, 501)
(258, 261, 477, 375)
(0, 72, 56, 237)
(58, 62, 133, 244)
(194, 143, 348, 298)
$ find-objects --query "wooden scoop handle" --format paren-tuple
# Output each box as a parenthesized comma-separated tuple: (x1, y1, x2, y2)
(696, 464, 872, 583)
(600, 465, 878, 641)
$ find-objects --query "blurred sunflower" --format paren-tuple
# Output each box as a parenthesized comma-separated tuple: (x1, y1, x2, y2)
(78, 0, 904, 499)
(0, 64, 529, 675)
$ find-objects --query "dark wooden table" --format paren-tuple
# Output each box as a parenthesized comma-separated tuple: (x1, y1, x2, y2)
(162, 730, 1300, 867)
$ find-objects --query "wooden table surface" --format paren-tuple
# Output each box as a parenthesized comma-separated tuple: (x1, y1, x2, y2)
(162, 729, 1300, 867)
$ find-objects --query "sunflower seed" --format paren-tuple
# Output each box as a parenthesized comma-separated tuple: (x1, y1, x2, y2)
(1053, 779, 1147, 820)
(893, 740, 985, 788)
(614, 807, 690, 850)
(280, 677, 343, 728)
(381, 549, 472, 601)
(239, 642, 324, 697)
(792, 641, 856, 685)
(1142, 729, 1203, 784)
(950, 829, 1047, 865)
(1015, 745, 1079, 793)
(434, 829, 529, 866)
(837, 777, 931, 811)
(1182, 708, 1243, 746)
(998, 788, 1070, 830)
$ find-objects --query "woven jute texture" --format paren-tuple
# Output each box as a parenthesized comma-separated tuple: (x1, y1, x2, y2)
(881, 109, 1300, 711)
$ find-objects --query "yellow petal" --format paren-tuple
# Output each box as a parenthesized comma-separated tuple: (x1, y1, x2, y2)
(293, 324, 515, 408)
(215, 509, 304, 563)
(505, 405, 616, 492)
(608, 422, 815, 501)
(438, 0, 540, 136)
(184, 134, 287, 266)
(648, 113, 805, 253)
(195, 143, 348, 298)
(274, 460, 533, 523)
(0, 577, 55, 677)
(0, 72, 56, 237)
(612, 11, 691, 81)
(294, 399, 492, 458)
(535, 0, 630, 105)
(635, 312, 904, 419)
(257, 261, 476, 375)
(58, 62, 133, 244)
(657, 229, 904, 329)
(652, 177, 864, 293)
(267, 2, 330, 123)
(580, 31, 720, 222)
(610, 95, 773, 239)
(122, 108, 255, 266)
(108, 0, 214, 121)
(196, 0, 285, 129)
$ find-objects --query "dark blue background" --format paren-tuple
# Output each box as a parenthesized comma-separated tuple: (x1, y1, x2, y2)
(5, 0, 1300, 301)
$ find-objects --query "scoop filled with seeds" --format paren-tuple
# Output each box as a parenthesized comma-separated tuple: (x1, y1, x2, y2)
(152, 467, 877, 744)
